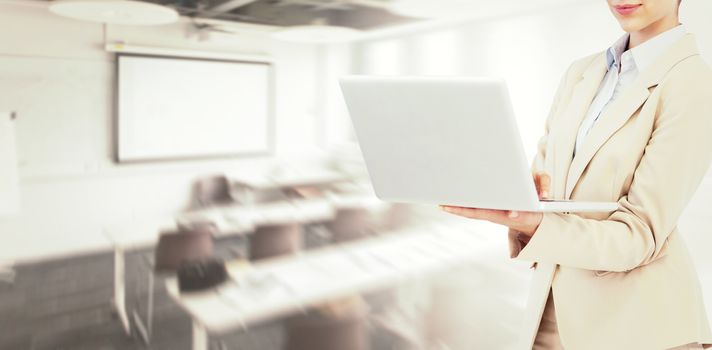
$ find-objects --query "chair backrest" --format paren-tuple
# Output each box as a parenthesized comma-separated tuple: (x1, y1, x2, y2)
(249, 222, 302, 261)
(154, 226, 215, 272)
(379, 203, 417, 231)
(327, 207, 373, 243)
(194, 175, 233, 208)
(286, 298, 369, 350)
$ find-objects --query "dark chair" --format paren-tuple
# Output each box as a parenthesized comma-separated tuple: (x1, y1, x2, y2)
(154, 226, 215, 272)
(193, 175, 234, 208)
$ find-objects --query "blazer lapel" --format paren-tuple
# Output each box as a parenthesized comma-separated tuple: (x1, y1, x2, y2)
(552, 55, 607, 199)
(564, 82, 651, 199)
(563, 34, 701, 199)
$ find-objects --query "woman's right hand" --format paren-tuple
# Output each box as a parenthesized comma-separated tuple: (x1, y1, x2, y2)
(533, 171, 551, 200)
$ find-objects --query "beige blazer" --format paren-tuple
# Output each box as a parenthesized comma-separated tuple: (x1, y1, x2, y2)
(509, 33, 712, 350)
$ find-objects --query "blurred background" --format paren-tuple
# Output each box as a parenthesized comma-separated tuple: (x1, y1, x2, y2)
(0, 0, 710, 349)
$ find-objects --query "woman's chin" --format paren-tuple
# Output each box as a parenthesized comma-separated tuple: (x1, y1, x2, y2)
(617, 19, 647, 33)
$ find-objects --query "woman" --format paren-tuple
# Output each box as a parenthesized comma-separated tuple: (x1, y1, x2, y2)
(441, 0, 712, 349)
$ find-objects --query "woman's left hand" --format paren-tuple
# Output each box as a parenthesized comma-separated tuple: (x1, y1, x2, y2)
(439, 206, 543, 237)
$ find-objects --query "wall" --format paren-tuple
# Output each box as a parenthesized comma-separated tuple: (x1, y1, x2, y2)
(326, 0, 712, 154)
(0, 112, 19, 216)
(0, 0, 324, 261)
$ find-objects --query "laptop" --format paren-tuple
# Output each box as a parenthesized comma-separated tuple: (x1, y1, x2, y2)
(339, 76, 618, 213)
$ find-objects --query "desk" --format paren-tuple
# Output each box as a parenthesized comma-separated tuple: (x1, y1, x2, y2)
(165, 221, 500, 350)
(219, 199, 336, 227)
(104, 215, 254, 336)
(229, 169, 352, 191)
(325, 192, 387, 211)
(228, 169, 353, 204)
(103, 219, 181, 334)
(105, 195, 387, 337)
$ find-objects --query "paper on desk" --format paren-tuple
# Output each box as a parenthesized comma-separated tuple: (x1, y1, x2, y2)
(176, 209, 239, 233)
(179, 289, 249, 330)
(218, 270, 305, 320)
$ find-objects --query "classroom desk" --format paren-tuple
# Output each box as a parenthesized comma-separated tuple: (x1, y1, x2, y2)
(104, 195, 388, 337)
(228, 169, 354, 204)
(165, 221, 499, 350)
(324, 191, 387, 210)
(104, 219, 181, 335)
(229, 169, 352, 191)
(217, 198, 336, 227)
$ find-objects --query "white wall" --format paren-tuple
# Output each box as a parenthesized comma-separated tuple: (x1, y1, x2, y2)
(0, 0, 324, 260)
(328, 0, 712, 154)
(320, 0, 712, 329)
(0, 112, 19, 216)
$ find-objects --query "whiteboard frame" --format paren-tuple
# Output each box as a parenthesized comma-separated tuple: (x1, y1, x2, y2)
(114, 53, 276, 164)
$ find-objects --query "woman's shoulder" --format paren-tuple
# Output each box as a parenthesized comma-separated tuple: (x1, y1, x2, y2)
(570, 52, 604, 72)
(560, 51, 606, 82)
(660, 54, 712, 98)
(666, 53, 712, 82)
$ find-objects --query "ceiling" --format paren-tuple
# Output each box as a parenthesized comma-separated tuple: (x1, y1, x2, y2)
(143, 0, 420, 30)
(40, 0, 592, 41)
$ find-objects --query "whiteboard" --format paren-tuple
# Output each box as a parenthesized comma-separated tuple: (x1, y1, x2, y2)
(117, 54, 273, 162)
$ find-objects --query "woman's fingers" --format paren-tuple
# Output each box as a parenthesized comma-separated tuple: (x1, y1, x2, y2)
(533, 171, 541, 196)
(439, 205, 543, 236)
(533, 171, 551, 199)
(539, 173, 551, 199)
(440, 205, 516, 224)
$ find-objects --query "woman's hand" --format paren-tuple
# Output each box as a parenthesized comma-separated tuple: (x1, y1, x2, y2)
(439, 171, 551, 237)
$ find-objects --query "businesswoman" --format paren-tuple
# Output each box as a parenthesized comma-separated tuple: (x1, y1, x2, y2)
(441, 0, 712, 349)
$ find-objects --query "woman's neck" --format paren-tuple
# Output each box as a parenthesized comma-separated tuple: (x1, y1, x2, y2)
(629, 16, 680, 49)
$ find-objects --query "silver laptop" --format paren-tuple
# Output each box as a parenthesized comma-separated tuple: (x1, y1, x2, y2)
(339, 76, 618, 213)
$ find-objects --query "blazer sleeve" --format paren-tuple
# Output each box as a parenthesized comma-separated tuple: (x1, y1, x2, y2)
(514, 71, 712, 272)
(508, 64, 575, 258)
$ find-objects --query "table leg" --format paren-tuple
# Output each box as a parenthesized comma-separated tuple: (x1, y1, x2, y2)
(113, 248, 131, 335)
(192, 320, 208, 350)
(147, 270, 154, 337)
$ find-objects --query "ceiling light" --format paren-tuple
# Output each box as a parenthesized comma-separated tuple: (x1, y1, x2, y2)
(272, 18, 362, 44)
(389, 0, 484, 19)
(272, 25, 362, 44)
(49, 0, 179, 26)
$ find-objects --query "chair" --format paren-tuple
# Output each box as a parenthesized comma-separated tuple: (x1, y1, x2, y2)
(193, 175, 234, 208)
(286, 297, 370, 350)
(154, 227, 215, 272)
(378, 203, 417, 231)
(132, 226, 215, 344)
(249, 223, 302, 261)
(326, 207, 374, 243)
